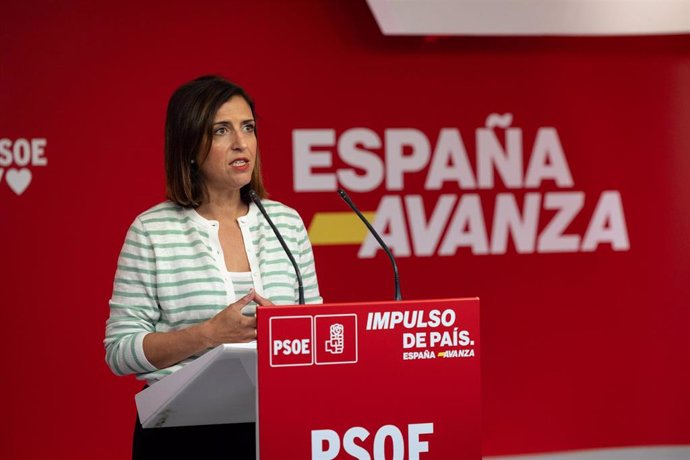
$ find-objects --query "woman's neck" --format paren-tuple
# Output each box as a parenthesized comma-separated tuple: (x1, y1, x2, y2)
(196, 190, 249, 222)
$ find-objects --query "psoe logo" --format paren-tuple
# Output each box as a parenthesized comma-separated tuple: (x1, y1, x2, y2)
(270, 315, 314, 367)
(0, 138, 47, 196)
(315, 314, 358, 365)
(269, 314, 359, 367)
(325, 323, 345, 354)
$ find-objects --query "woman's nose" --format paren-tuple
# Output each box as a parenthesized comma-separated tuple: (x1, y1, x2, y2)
(231, 131, 247, 151)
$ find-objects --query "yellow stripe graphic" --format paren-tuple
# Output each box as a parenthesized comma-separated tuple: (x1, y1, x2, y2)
(308, 212, 376, 245)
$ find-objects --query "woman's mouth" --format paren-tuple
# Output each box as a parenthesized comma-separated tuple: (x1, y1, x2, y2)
(230, 159, 249, 167)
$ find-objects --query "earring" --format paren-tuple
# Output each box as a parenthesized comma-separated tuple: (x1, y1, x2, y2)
(190, 159, 196, 165)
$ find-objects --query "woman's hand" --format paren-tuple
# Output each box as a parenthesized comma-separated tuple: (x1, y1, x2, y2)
(142, 289, 274, 369)
(199, 289, 273, 347)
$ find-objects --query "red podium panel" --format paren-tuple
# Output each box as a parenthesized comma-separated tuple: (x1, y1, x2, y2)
(257, 298, 480, 460)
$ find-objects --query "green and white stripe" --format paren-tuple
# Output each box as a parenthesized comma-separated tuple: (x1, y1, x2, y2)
(104, 200, 322, 383)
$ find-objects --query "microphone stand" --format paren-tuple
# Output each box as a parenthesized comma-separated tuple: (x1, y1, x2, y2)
(249, 190, 305, 305)
(338, 188, 402, 301)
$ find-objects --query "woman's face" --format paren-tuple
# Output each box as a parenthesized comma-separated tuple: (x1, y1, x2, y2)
(198, 95, 257, 196)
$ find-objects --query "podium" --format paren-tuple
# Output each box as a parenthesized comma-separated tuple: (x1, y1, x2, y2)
(136, 298, 481, 459)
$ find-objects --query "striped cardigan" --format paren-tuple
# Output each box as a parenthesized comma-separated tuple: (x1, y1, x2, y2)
(104, 200, 322, 383)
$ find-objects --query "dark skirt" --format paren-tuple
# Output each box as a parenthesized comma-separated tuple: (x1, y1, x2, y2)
(132, 413, 256, 460)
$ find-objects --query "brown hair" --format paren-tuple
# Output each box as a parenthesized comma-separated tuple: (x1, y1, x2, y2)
(165, 75, 266, 207)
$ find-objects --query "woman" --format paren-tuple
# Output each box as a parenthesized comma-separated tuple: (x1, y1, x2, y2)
(104, 75, 322, 459)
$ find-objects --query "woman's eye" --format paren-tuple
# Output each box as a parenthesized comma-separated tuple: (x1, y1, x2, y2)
(242, 124, 256, 133)
(214, 127, 229, 136)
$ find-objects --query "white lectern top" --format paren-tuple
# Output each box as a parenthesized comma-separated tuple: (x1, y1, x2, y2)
(135, 343, 257, 428)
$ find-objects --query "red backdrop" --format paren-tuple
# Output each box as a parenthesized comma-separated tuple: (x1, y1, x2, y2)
(1, 1, 689, 458)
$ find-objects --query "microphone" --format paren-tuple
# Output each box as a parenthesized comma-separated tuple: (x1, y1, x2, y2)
(337, 188, 402, 301)
(248, 190, 305, 305)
